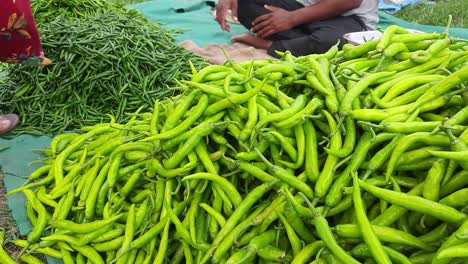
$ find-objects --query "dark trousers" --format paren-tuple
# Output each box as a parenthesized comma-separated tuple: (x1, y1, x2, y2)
(237, 0, 366, 57)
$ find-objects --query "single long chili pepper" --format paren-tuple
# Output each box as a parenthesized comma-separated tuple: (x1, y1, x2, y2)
(283, 202, 316, 243)
(208, 202, 269, 263)
(93, 134, 144, 157)
(417, 222, 449, 244)
(263, 96, 303, 126)
(163, 121, 224, 169)
(305, 72, 331, 95)
(164, 90, 201, 131)
(299, 193, 360, 264)
(352, 173, 392, 264)
(226, 248, 255, 264)
(203, 77, 265, 117)
(53, 213, 122, 234)
(255, 63, 298, 76)
(382, 75, 445, 102)
(258, 245, 291, 262)
(368, 121, 465, 134)
(392, 32, 441, 43)
(248, 78, 294, 105)
(84, 160, 111, 220)
(291, 241, 325, 264)
(386, 132, 451, 182)
(429, 148, 468, 163)
(432, 219, 468, 264)
(440, 188, 468, 208)
(437, 241, 468, 259)
(315, 110, 342, 200)
(114, 204, 136, 264)
(383, 42, 409, 58)
(370, 182, 415, 226)
(182, 173, 242, 208)
(334, 224, 433, 250)
(423, 158, 448, 201)
(0, 229, 16, 264)
(186, 187, 206, 243)
(304, 120, 320, 182)
(317, 58, 340, 113)
(277, 211, 302, 257)
(146, 158, 190, 178)
(230, 229, 277, 264)
(71, 244, 105, 264)
(106, 153, 125, 189)
(395, 146, 444, 167)
(161, 112, 225, 151)
(359, 179, 467, 224)
(440, 170, 468, 198)
(340, 71, 395, 115)
(199, 203, 226, 226)
(256, 95, 282, 113)
(433, 104, 468, 134)
(344, 39, 378, 59)
(255, 149, 314, 199)
(55, 184, 75, 221)
(222, 156, 276, 183)
(144, 94, 209, 142)
(274, 98, 323, 128)
(54, 126, 113, 184)
(50, 133, 79, 156)
(191, 64, 229, 82)
(409, 253, 436, 264)
(260, 131, 298, 161)
(409, 67, 468, 113)
(377, 25, 401, 52)
(27, 164, 52, 181)
(326, 132, 395, 208)
(325, 116, 356, 158)
(23, 189, 48, 244)
(206, 181, 278, 263)
(278, 125, 306, 169)
(351, 244, 412, 264)
(149, 99, 160, 138)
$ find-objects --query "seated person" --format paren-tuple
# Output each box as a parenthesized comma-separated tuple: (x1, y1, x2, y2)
(215, 0, 378, 57)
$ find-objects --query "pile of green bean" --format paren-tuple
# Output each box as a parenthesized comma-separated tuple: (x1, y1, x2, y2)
(3, 26, 468, 264)
(0, 6, 206, 135)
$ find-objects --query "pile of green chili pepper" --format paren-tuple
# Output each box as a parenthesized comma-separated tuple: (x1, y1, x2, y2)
(0, 3, 206, 135)
(3, 26, 468, 263)
(30, 0, 126, 24)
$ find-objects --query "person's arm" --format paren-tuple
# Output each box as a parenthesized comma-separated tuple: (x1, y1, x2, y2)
(215, 0, 238, 32)
(291, 0, 362, 27)
(251, 0, 362, 38)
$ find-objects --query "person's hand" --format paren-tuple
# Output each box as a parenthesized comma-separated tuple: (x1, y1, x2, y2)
(215, 0, 238, 32)
(251, 5, 295, 38)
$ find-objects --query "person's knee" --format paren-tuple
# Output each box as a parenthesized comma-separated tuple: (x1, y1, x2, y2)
(236, 0, 256, 28)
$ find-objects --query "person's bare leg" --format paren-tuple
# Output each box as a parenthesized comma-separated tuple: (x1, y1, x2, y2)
(231, 33, 272, 50)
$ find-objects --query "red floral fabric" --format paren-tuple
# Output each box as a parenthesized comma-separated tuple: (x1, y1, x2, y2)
(0, 0, 46, 64)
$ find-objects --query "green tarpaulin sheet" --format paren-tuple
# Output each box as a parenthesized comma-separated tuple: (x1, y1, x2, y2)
(1, 2, 466, 263)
